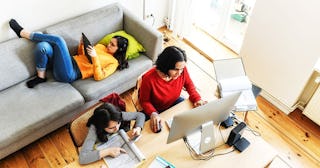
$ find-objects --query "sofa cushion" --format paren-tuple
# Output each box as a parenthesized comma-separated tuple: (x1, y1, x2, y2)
(46, 4, 124, 56)
(71, 55, 152, 101)
(98, 30, 146, 60)
(0, 39, 36, 91)
(0, 79, 84, 149)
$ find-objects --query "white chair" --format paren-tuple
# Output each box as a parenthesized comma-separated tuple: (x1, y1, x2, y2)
(213, 58, 258, 120)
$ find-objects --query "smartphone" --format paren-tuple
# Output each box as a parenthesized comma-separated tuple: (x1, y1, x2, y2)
(131, 135, 142, 142)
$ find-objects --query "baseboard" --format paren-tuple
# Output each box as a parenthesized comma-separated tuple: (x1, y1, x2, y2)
(260, 90, 297, 115)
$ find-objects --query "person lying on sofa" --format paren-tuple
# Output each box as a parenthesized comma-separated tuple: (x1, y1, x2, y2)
(139, 46, 207, 133)
(9, 19, 129, 88)
(79, 103, 145, 164)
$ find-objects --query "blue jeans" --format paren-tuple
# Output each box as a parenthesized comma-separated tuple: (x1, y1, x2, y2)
(171, 97, 185, 107)
(30, 33, 79, 83)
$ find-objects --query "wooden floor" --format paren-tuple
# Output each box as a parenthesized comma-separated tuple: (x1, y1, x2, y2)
(1, 28, 320, 168)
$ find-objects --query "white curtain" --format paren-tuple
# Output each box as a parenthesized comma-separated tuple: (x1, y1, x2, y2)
(168, 0, 195, 38)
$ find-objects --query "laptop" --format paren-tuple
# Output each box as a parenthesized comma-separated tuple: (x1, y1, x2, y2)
(82, 33, 92, 63)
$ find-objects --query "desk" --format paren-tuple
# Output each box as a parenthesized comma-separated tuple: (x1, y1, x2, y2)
(135, 99, 277, 168)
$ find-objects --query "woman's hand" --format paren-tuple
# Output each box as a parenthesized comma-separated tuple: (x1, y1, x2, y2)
(132, 127, 142, 137)
(102, 147, 126, 158)
(87, 45, 97, 57)
(194, 100, 207, 107)
(150, 112, 162, 133)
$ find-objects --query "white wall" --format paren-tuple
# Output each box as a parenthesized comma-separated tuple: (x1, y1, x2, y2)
(144, 0, 169, 28)
(240, 0, 320, 113)
(0, 0, 167, 42)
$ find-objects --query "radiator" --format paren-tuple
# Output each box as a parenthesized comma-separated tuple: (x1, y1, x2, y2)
(303, 83, 320, 126)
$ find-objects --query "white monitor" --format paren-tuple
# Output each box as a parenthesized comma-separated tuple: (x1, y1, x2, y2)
(167, 92, 241, 153)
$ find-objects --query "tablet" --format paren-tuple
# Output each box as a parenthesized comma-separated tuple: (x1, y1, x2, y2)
(82, 33, 92, 63)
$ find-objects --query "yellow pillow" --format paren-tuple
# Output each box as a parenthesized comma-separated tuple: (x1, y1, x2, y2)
(98, 30, 146, 59)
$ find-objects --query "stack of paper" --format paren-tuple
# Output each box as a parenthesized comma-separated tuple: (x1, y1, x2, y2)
(218, 76, 257, 111)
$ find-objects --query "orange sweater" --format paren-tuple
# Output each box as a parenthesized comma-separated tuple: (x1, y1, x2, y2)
(73, 44, 119, 80)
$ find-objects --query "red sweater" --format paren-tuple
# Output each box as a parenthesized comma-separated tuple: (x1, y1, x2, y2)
(139, 67, 201, 116)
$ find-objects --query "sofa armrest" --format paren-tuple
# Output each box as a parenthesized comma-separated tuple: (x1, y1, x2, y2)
(122, 5, 163, 62)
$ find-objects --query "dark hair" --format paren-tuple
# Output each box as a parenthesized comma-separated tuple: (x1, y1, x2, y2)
(86, 103, 122, 142)
(113, 35, 129, 70)
(155, 46, 187, 76)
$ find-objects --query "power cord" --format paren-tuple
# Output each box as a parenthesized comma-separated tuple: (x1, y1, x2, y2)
(183, 123, 236, 160)
(231, 111, 261, 136)
(184, 138, 236, 160)
(184, 138, 215, 160)
(218, 122, 227, 142)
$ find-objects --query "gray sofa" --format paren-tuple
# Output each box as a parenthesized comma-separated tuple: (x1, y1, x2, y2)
(0, 3, 162, 159)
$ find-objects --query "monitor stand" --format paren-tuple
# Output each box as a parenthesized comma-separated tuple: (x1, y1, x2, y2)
(200, 121, 215, 154)
(186, 121, 215, 155)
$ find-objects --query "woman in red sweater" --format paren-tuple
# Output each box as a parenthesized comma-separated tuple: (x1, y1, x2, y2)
(139, 46, 207, 133)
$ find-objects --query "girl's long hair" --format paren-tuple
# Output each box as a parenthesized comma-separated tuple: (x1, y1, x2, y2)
(86, 103, 122, 142)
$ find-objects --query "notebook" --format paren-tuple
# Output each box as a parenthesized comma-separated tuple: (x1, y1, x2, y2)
(82, 33, 92, 63)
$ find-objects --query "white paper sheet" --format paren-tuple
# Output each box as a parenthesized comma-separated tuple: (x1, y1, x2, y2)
(219, 76, 257, 111)
(219, 76, 252, 92)
(96, 129, 145, 168)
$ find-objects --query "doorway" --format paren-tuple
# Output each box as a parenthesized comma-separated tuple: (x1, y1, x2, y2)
(188, 0, 256, 54)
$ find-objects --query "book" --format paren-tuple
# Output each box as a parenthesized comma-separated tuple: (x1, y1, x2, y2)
(82, 32, 92, 63)
(148, 156, 175, 168)
(96, 129, 145, 168)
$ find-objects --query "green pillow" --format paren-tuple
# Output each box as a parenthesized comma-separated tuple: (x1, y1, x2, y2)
(98, 30, 146, 59)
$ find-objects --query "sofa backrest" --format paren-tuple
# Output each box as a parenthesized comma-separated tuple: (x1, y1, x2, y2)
(0, 38, 36, 91)
(46, 3, 124, 56)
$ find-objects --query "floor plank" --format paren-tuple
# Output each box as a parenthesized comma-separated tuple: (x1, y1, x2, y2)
(62, 160, 105, 168)
(242, 108, 319, 168)
(38, 136, 67, 168)
(0, 152, 29, 168)
(256, 96, 320, 163)
(289, 109, 320, 139)
(184, 25, 238, 60)
(22, 142, 51, 168)
(50, 127, 78, 164)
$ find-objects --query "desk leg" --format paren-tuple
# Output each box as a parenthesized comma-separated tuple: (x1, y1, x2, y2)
(244, 111, 249, 121)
